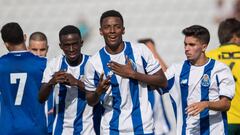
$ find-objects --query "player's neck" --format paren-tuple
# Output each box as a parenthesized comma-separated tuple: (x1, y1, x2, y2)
(7, 43, 27, 51)
(191, 55, 209, 66)
(105, 42, 124, 55)
(66, 54, 82, 67)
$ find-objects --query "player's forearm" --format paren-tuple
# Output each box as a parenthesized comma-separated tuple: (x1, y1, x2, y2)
(38, 83, 53, 103)
(86, 91, 101, 106)
(86, 86, 106, 106)
(206, 97, 231, 112)
(71, 79, 85, 91)
(130, 70, 167, 88)
(156, 56, 168, 72)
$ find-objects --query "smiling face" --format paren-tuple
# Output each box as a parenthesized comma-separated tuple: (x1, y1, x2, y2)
(59, 33, 83, 65)
(184, 36, 207, 64)
(100, 16, 125, 54)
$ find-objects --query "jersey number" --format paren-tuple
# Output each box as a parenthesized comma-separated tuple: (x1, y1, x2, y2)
(10, 73, 27, 105)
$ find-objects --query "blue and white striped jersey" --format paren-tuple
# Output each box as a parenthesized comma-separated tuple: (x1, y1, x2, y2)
(0, 51, 47, 135)
(147, 89, 171, 135)
(149, 90, 171, 135)
(84, 41, 161, 135)
(42, 54, 96, 135)
(163, 59, 235, 135)
(45, 86, 55, 134)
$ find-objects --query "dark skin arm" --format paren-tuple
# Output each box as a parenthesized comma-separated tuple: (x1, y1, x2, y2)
(107, 56, 168, 88)
(38, 71, 84, 103)
(186, 96, 231, 116)
(86, 73, 111, 106)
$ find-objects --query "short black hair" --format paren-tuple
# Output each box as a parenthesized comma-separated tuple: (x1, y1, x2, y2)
(100, 10, 124, 26)
(30, 31, 48, 43)
(1, 22, 24, 45)
(59, 25, 81, 41)
(218, 18, 240, 44)
(182, 25, 210, 45)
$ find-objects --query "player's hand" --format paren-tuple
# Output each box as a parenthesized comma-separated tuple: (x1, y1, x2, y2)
(47, 108, 54, 115)
(96, 72, 111, 96)
(63, 73, 80, 86)
(107, 56, 135, 78)
(49, 71, 67, 85)
(186, 101, 208, 116)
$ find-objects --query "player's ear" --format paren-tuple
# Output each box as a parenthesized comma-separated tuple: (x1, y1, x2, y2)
(122, 27, 125, 35)
(202, 43, 208, 52)
(4, 43, 10, 51)
(80, 39, 83, 47)
(99, 27, 103, 36)
(24, 34, 27, 42)
(59, 43, 63, 49)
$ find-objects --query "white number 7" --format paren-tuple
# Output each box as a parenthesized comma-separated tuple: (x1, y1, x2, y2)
(10, 73, 27, 105)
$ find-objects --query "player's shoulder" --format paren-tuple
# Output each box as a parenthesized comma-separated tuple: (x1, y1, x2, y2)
(166, 61, 185, 74)
(27, 53, 47, 65)
(212, 59, 230, 70)
(82, 53, 90, 60)
(170, 61, 186, 69)
(46, 54, 64, 66)
(89, 48, 103, 62)
(0, 54, 9, 68)
(33, 54, 47, 63)
(0, 53, 8, 61)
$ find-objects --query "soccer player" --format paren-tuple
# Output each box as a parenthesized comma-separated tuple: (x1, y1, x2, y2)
(38, 25, 96, 135)
(138, 38, 171, 134)
(84, 10, 167, 135)
(28, 31, 49, 57)
(28, 31, 54, 135)
(206, 18, 240, 135)
(0, 22, 47, 134)
(162, 25, 235, 135)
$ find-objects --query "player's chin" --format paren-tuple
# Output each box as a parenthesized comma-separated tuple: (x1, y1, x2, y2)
(186, 55, 192, 60)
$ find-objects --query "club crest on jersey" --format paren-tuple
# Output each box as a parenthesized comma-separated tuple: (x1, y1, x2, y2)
(201, 74, 210, 87)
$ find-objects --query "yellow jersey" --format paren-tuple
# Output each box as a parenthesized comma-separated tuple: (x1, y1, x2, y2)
(206, 44, 240, 124)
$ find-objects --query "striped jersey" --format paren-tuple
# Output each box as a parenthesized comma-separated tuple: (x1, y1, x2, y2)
(45, 86, 55, 134)
(163, 59, 235, 135)
(206, 44, 240, 124)
(0, 51, 47, 135)
(149, 90, 171, 135)
(84, 41, 161, 135)
(42, 54, 95, 135)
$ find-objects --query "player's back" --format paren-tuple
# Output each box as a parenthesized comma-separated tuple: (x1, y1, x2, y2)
(0, 51, 47, 135)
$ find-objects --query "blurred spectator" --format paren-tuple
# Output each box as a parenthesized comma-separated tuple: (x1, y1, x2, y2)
(233, 0, 240, 21)
(213, 0, 235, 23)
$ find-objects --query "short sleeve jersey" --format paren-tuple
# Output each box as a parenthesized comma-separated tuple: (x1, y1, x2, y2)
(84, 41, 161, 135)
(0, 51, 47, 135)
(164, 59, 235, 135)
(42, 54, 95, 135)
